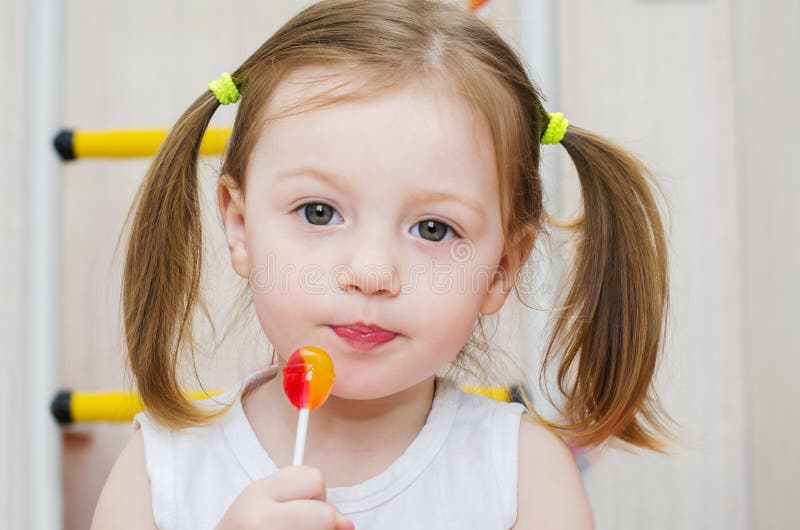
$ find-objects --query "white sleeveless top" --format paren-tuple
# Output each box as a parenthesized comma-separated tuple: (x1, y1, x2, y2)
(133, 366, 527, 529)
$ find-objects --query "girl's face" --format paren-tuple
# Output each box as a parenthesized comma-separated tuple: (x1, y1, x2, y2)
(220, 68, 515, 400)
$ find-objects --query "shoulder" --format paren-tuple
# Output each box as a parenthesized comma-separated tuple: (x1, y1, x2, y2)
(512, 417, 595, 530)
(91, 429, 158, 530)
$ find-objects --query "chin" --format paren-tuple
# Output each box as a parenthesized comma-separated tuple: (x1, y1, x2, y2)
(328, 378, 391, 401)
(328, 369, 433, 402)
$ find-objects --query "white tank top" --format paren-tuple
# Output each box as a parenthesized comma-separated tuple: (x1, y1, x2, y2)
(133, 366, 527, 529)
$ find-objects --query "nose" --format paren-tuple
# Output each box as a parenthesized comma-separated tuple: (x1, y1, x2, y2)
(335, 236, 401, 297)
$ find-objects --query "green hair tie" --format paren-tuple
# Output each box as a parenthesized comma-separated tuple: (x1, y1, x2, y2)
(541, 112, 569, 144)
(208, 72, 240, 105)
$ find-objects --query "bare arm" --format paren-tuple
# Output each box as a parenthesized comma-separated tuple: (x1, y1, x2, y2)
(90, 429, 158, 530)
(513, 418, 595, 530)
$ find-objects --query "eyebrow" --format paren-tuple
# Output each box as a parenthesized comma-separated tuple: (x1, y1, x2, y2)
(275, 167, 345, 190)
(275, 166, 487, 222)
(415, 190, 487, 223)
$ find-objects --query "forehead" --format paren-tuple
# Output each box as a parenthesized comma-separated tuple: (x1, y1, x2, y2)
(251, 66, 498, 201)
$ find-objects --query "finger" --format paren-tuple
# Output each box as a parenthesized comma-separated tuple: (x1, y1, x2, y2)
(335, 509, 356, 530)
(272, 500, 353, 530)
(260, 465, 327, 502)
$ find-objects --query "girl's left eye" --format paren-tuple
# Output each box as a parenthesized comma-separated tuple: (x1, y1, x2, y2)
(411, 220, 460, 243)
(296, 202, 343, 225)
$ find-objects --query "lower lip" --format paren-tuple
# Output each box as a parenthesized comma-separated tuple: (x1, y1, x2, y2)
(330, 326, 398, 352)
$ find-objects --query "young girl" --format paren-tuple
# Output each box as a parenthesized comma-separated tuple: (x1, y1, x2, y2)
(92, 0, 675, 528)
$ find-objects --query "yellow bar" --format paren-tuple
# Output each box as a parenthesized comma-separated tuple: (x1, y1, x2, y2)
(65, 386, 511, 423)
(70, 390, 223, 423)
(460, 386, 511, 402)
(72, 128, 231, 159)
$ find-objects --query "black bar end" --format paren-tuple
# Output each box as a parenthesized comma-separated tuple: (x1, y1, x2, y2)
(51, 390, 73, 425)
(509, 385, 530, 406)
(53, 130, 75, 161)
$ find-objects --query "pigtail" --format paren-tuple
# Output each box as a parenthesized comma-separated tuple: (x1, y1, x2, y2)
(535, 124, 677, 452)
(121, 89, 229, 429)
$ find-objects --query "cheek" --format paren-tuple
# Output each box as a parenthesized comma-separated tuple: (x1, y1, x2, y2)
(407, 261, 491, 351)
(245, 232, 316, 353)
(250, 285, 304, 357)
(413, 255, 495, 303)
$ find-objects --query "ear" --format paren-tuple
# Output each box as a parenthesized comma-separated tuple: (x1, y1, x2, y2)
(479, 226, 536, 316)
(218, 176, 250, 279)
(479, 253, 515, 316)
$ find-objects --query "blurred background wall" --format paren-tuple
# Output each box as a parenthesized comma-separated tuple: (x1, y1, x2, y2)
(1, 0, 797, 528)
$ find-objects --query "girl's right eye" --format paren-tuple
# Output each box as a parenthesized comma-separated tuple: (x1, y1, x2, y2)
(295, 202, 343, 225)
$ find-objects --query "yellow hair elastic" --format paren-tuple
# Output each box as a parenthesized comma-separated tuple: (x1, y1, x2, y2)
(208, 72, 240, 105)
(541, 112, 569, 144)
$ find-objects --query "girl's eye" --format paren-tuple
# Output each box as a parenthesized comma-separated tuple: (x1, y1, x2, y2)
(296, 202, 343, 225)
(295, 204, 458, 242)
(411, 220, 459, 243)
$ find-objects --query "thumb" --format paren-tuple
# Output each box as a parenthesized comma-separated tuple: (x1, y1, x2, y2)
(334, 509, 355, 530)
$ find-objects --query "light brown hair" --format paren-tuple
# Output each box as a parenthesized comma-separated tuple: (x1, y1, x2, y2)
(122, 0, 677, 451)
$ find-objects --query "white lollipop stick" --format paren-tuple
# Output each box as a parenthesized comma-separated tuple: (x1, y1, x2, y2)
(292, 407, 310, 466)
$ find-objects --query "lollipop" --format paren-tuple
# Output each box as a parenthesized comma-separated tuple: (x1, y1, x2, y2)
(282, 346, 335, 465)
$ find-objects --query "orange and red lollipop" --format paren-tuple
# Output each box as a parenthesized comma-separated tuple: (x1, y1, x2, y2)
(282, 346, 335, 465)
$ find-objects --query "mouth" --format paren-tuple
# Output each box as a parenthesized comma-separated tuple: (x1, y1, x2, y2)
(329, 322, 398, 352)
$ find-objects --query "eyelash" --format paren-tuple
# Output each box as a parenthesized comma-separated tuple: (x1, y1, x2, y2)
(293, 201, 462, 242)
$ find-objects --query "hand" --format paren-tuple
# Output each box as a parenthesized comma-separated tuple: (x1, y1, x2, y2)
(214, 466, 355, 530)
